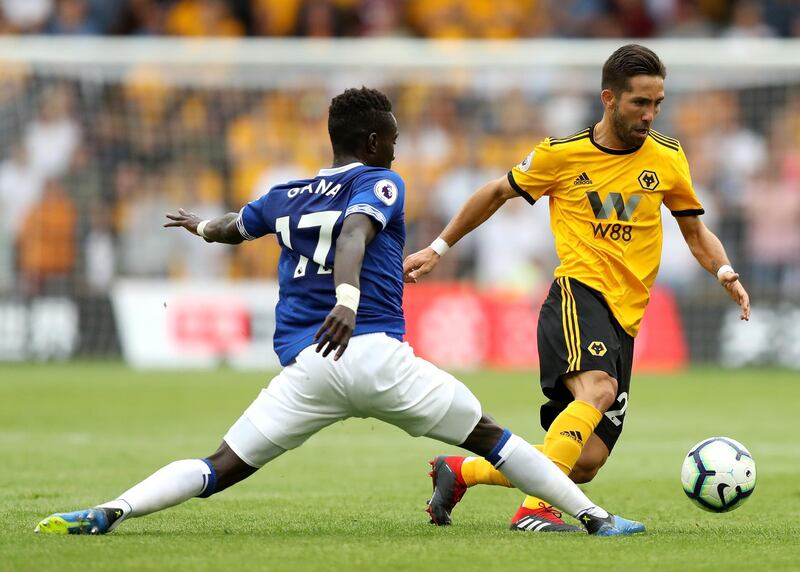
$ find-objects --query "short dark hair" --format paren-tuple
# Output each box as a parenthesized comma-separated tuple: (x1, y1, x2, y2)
(328, 87, 393, 153)
(602, 44, 666, 94)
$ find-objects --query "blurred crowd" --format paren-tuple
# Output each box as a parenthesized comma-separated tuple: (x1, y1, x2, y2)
(1, 0, 800, 39)
(0, 61, 798, 301)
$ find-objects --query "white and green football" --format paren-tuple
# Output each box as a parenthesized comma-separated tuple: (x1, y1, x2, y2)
(681, 437, 756, 513)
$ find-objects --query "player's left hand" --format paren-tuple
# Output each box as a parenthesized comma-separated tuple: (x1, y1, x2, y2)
(314, 305, 356, 360)
(403, 247, 440, 283)
(719, 271, 750, 321)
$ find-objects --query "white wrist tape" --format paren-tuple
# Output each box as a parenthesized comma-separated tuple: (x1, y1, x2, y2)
(430, 237, 450, 257)
(196, 220, 211, 239)
(335, 283, 360, 313)
(716, 264, 734, 280)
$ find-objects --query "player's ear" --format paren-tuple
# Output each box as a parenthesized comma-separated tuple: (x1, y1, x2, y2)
(366, 132, 379, 154)
(600, 88, 616, 109)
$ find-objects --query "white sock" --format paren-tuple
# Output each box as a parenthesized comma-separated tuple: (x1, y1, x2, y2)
(492, 433, 609, 519)
(100, 459, 213, 518)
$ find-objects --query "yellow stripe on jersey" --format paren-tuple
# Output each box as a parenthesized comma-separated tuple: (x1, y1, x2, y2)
(564, 277, 581, 370)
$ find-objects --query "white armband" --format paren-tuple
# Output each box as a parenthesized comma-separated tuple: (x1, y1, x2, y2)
(196, 219, 211, 239)
(430, 237, 450, 257)
(335, 283, 360, 313)
(716, 264, 734, 280)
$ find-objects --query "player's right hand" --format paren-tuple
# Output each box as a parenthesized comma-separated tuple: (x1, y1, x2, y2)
(403, 248, 439, 283)
(164, 208, 203, 236)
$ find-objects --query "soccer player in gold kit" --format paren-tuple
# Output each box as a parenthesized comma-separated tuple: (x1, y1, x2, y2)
(403, 44, 751, 532)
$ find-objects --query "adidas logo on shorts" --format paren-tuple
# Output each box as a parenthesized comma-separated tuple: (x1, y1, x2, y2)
(559, 430, 584, 444)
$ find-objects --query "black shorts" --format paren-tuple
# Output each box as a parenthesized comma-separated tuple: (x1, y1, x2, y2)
(537, 277, 634, 452)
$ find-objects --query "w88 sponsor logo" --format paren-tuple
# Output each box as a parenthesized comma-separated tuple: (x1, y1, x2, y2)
(586, 191, 641, 242)
(591, 222, 633, 242)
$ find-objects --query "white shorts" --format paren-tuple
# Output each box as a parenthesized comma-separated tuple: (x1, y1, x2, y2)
(224, 333, 482, 467)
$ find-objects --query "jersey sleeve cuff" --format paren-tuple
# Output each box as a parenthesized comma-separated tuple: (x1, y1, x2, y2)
(671, 208, 705, 217)
(236, 207, 257, 240)
(345, 203, 387, 229)
(507, 171, 535, 205)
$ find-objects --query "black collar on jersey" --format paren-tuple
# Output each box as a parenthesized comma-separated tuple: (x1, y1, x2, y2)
(589, 125, 641, 156)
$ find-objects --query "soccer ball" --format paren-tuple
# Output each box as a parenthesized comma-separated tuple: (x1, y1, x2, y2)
(680, 436, 756, 513)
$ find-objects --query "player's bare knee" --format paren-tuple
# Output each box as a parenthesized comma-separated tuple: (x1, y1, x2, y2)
(585, 375, 617, 412)
(565, 371, 618, 412)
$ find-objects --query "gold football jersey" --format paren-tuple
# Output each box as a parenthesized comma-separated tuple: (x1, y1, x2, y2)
(508, 126, 704, 337)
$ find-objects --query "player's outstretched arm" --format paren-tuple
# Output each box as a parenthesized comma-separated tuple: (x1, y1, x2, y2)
(676, 215, 750, 321)
(164, 209, 244, 244)
(314, 214, 379, 360)
(403, 175, 518, 283)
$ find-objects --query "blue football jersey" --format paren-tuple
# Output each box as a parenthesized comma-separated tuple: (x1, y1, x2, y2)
(236, 162, 406, 365)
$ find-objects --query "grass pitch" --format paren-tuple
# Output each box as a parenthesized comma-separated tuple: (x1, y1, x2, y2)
(1, 363, 799, 571)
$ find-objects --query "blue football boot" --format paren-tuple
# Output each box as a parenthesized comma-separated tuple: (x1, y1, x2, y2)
(34, 508, 114, 535)
(579, 512, 646, 536)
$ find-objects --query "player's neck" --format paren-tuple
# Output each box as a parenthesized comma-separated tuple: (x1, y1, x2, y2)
(592, 119, 630, 150)
(331, 153, 364, 169)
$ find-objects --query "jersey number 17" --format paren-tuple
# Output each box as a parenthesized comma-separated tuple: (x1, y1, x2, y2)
(275, 210, 342, 279)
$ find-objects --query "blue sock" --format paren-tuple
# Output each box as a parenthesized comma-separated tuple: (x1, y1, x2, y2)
(197, 458, 218, 498)
(486, 428, 514, 467)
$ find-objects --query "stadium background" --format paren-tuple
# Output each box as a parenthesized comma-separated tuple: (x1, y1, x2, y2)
(0, 0, 799, 371)
(2, 4, 800, 571)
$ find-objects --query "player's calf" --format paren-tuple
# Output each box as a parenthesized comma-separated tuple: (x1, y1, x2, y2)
(569, 464, 601, 484)
(204, 441, 259, 492)
(568, 436, 609, 484)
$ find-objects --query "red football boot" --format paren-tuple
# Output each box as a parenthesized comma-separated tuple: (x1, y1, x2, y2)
(510, 501, 583, 532)
(426, 456, 468, 525)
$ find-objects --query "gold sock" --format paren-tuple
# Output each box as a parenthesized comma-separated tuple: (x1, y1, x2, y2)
(460, 445, 543, 487)
(521, 400, 602, 509)
(461, 456, 513, 487)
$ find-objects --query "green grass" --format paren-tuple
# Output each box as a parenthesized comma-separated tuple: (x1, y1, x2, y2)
(1, 363, 799, 571)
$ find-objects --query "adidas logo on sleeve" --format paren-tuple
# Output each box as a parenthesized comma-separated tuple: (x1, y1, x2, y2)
(573, 172, 592, 185)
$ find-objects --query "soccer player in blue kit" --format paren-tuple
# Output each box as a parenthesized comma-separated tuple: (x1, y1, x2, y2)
(35, 88, 643, 537)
